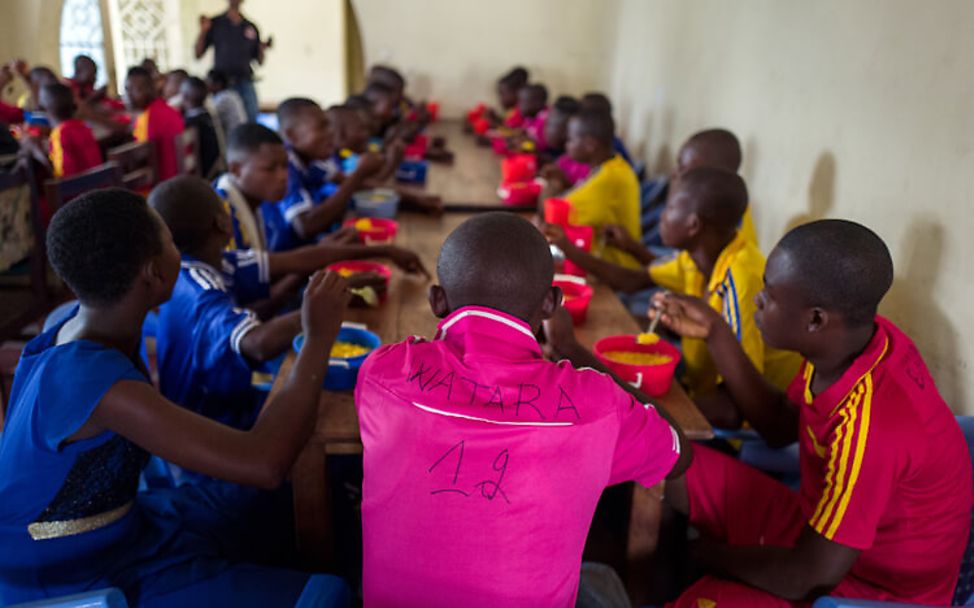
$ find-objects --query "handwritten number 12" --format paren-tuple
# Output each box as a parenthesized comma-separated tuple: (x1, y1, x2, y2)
(428, 440, 510, 503)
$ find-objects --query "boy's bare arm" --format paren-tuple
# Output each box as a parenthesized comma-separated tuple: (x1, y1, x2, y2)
(292, 153, 384, 239)
(693, 527, 859, 601)
(543, 223, 653, 293)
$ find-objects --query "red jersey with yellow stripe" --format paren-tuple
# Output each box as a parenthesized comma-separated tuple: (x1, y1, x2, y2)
(48, 119, 102, 178)
(133, 97, 184, 183)
(790, 316, 972, 603)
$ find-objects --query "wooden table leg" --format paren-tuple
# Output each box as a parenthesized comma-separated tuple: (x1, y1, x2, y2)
(625, 482, 664, 605)
(291, 438, 333, 570)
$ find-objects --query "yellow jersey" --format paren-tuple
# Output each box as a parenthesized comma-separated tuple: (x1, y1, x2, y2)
(649, 230, 801, 395)
(565, 155, 642, 269)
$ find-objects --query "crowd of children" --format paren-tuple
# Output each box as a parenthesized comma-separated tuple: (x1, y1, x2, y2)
(0, 54, 970, 608)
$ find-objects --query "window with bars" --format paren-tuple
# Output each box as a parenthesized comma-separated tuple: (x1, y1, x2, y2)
(59, 0, 110, 86)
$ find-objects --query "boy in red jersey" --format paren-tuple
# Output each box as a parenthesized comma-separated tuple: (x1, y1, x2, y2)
(653, 219, 972, 606)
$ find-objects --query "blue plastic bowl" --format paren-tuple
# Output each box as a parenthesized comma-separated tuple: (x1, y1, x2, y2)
(352, 188, 401, 219)
(292, 325, 382, 390)
(395, 160, 428, 185)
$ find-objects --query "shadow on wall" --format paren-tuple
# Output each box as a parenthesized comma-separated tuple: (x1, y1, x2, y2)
(786, 151, 836, 232)
(881, 220, 964, 411)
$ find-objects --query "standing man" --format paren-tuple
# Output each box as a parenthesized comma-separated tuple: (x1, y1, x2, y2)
(195, 0, 272, 121)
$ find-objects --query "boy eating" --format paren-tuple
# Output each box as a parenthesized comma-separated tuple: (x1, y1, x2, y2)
(543, 109, 642, 269)
(652, 220, 972, 606)
(545, 167, 800, 425)
(276, 97, 384, 247)
(355, 212, 692, 606)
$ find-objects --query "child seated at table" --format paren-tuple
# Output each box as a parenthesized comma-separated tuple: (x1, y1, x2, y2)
(328, 104, 443, 215)
(151, 175, 427, 431)
(539, 95, 588, 184)
(517, 82, 549, 149)
(162, 68, 188, 109)
(38, 82, 102, 177)
(544, 167, 801, 424)
(543, 109, 642, 269)
(579, 92, 633, 165)
(276, 97, 385, 247)
(180, 76, 220, 178)
(606, 129, 758, 261)
(126, 65, 185, 182)
(355, 211, 692, 607)
(0, 187, 350, 606)
(490, 66, 529, 128)
(206, 69, 248, 138)
(651, 220, 972, 607)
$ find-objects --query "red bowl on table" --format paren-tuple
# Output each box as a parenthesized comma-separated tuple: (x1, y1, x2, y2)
(593, 335, 681, 397)
(497, 180, 542, 206)
(553, 275, 594, 325)
(426, 102, 439, 122)
(343, 217, 398, 245)
(473, 117, 491, 135)
(501, 154, 537, 183)
(325, 260, 392, 306)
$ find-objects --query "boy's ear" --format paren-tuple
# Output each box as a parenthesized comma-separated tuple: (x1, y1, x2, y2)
(428, 284, 450, 319)
(807, 307, 829, 333)
(227, 158, 242, 177)
(685, 212, 703, 239)
(540, 285, 562, 320)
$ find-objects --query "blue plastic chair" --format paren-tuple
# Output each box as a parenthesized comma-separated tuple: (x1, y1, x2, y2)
(811, 415, 974, 607)
(6, 588, 128, 608)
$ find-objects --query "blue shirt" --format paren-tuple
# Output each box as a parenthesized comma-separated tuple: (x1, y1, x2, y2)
(222, 248, 271, 305)
(156, 256, 264, 429)
(278, 147, 341, 239)
(213, 173, 296, 253)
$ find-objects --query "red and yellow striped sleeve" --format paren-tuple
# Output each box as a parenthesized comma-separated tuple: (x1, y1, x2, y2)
(807, 373, 895, 548)
(48, 124, 65, 178)
(133, 108, 150, 142)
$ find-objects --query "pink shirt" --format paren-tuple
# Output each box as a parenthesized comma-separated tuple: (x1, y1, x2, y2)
(355, 306, 680, 607)
(556, 154, 591, 186)
(522, 108, 549, 151)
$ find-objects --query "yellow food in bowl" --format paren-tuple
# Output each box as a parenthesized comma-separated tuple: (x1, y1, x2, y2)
(602, 351, 673, 366)
(354, 218, 375, 231)
(636, 333, 660, 345)
(330, 341, 372, 358)
(336, 268, 358, 278)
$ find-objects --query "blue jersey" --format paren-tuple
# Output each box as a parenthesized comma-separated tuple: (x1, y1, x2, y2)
(156, 256, 264, 429)
(213, 173, 298, 253)
(278, 147, 341, 239)
(221, 248, 271, 305)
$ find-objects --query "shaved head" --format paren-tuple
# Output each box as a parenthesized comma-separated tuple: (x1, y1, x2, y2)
(437, 213, 554, 320)
(678, 167, 748, 232)
(681, 129, 742, 174)
(774, 219, 893, 327)
(148, 175, 224, 254)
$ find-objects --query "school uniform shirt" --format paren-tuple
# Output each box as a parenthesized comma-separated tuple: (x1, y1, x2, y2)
(355, 306, 681, 607)
(184, 108, 220, 178)
(790, 316, 972, 604)
(279, 147, 341, 233)
(212, 89, 248, 138)
(133, 97, 184, 182)
(214, 173, 293, 253)
(48, 119, 102, 178)
(556, 154, 590, 186)
(564, 154, 642, 269)
(156, 254, 267, 430)
(0, 101, 24, 124)
(649, 230, 802, 395)
(521, 108, 549, 150)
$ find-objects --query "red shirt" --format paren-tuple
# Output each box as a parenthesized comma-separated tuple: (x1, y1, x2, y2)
(355, 307, 680, 607)
(48, 119, 102, 178)
(790, 316, 972, 604)
(0, 101, 24, 124)
(134, 97, 184, 182)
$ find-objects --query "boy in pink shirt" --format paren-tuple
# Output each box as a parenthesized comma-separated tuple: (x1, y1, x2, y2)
(355, 212, 692, 607)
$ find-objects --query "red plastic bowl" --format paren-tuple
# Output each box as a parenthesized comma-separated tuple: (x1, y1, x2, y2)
(554, 276, 594, 325)
(343, 217, 399, 245)
(325, 260, 392, 304)
(593, 335, 681, 397)
(426, 102, 439, 122)
(498, 180, 542, 206)
(561, 224, 594, 277)
(501, 154, 537, 183)
(473, 118, 491, 135)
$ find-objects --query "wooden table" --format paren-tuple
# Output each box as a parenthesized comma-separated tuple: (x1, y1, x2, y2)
(423, 120, 509, 211)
